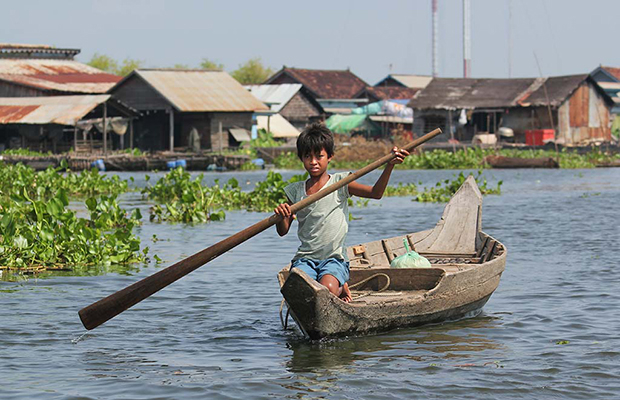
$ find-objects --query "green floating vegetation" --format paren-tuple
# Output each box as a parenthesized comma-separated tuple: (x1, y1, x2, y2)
(415, 171, 502, 203)
(0, 162, 145, 273)
(0, 190, 144, 272)
(268, 147, 620, 170)
(1, 148, 53, 157)
(143, 168, 307, 223)
(0, 161, 129, 199)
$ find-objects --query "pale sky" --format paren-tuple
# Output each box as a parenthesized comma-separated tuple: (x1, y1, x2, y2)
(4, 0, 620, 84)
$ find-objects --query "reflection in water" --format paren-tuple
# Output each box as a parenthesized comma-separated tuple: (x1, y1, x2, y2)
(286, 315, 503, 373)
(282, 314, 505, 397)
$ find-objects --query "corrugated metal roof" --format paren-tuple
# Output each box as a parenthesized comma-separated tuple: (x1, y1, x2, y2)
(522, 75, 589, 107)
(245, 84, 302, 112)
(229, 128, 251, 142)
(387, 74, 433, 89)
(0, 95, 110, 125)
(256, 114, 300, 138)
(133, 69, 268, 112)
(409, 76, 591, 110)
(0, 59, 121, 93)
(597, 81, 620, 90)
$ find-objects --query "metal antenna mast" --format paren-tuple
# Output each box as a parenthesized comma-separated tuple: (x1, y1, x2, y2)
(432, 0, 439, 77)
(463, 0, 471, 77)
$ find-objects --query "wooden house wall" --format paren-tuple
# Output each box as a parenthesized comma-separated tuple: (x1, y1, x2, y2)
(0, 81, 46, 97)
(279, 91, 322, 130)
(110, 75, 169, 111)
(502, 107, 556, 134)
(557, 83, 611, 144)
(131, 111, 169, 151)
(177, 112, 211, 150)
(209, 112, 252, 151)
(411, 110, 451, 141)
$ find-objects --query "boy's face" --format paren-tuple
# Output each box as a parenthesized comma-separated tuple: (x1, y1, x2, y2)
(302, 148, 332, 178)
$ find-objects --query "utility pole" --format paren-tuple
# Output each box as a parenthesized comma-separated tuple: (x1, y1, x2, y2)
(463, 0, 471, 78)
(508, 0, 513, 78)
(432, 0, 439, 77)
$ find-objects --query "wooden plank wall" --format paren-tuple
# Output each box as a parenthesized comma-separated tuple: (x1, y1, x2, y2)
(569, 84, 589, 128)
(110, 75, 169, 111)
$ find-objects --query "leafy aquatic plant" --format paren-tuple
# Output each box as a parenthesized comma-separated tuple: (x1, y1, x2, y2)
(0, 189, 145, 271)
(415, 171, 502, 203)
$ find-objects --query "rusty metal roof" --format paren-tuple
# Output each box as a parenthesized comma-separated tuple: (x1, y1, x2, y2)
(409, 75, 592, 110)
(128, 69, 268, 112)
(0, 59, 121, 94)
(0, 95, 111, 125)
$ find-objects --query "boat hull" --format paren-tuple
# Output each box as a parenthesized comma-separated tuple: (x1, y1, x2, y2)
(279, 240, 506, 339)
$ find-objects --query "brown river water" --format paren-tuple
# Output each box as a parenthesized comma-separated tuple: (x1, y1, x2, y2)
(1, 168, 619, 399)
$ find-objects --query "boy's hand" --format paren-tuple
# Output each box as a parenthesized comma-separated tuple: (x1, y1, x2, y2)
(389, 147, 409, 165)
(274, 203, 294, 218)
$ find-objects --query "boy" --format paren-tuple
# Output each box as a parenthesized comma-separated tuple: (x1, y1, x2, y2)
(275, 123, 409, 302)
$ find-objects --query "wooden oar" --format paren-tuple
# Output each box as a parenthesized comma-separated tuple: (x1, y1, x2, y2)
(78, 128, 442, 330)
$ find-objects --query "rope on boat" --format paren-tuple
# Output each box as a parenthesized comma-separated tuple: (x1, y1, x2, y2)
(279, 299, 291, 330)
(279, 273, 391, 329)
(349, 273, 391, 301)
(349, 256, 374, 268)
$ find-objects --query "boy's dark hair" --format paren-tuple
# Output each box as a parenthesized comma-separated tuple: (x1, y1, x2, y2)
(296, 122, 335, 159)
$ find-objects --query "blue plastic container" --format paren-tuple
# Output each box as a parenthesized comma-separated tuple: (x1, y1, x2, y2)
(167, 160, 177, 170)
(175, 159, 187, 168)
(91, 159, 106, 171)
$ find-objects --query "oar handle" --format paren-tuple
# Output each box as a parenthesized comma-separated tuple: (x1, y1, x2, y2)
(78, 128, 442, 330)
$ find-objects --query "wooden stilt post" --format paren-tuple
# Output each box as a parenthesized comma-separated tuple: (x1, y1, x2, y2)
(219, 121, 223, 153)
(103, 102, 108, 156)
(169, 108, 174, 152)
(129, 119, 134, 149)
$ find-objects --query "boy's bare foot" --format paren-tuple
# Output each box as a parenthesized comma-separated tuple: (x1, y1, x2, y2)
(339, 283, 352, 303)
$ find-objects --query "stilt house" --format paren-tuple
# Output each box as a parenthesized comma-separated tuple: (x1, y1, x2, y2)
(409, 74, 613, 145)
(108, 69, 268, 152)
(0, 44, 121, 96)
(264, 67, 368, 115)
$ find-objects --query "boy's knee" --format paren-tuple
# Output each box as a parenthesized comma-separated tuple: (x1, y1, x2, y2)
(319, 274, 341, 295)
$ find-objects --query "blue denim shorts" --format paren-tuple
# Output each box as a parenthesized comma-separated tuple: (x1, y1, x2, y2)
(290, 257, 350, 286)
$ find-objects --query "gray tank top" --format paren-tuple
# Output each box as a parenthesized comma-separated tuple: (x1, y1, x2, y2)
(283, 172, 351, 261)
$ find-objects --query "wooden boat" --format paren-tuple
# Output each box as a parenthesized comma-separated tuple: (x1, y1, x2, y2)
(483, 154, 559, 168)
(277, 175, 506, 340)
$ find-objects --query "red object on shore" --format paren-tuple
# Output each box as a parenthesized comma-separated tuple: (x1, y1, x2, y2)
(525, 129, 555, 146)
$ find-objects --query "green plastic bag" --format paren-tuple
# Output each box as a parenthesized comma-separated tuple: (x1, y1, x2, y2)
(390, 239, 431, 269)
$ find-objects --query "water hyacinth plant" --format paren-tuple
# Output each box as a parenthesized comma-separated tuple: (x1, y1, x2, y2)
(269, 147, 620, 170)
(0, 162, 145, 273)
(143, 168, 307, 222)
(0, 189, 144, 272)
(415, 171, 502, 203)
